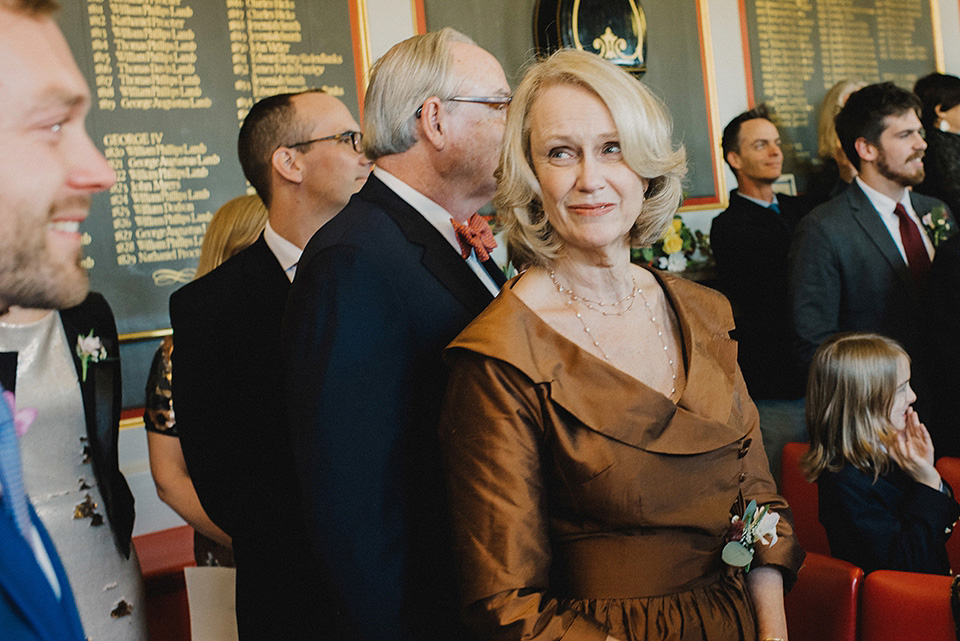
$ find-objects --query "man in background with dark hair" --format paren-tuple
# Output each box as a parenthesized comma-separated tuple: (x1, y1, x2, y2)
(0, 0, 116, 638)
(170, 89, 370, 639)
(711, 105, 812, 482)
(789, 82, 950, 423)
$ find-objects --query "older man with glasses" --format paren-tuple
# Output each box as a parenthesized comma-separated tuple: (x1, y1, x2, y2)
(169, 88, 371, 639)
(282, 27, 510, 641)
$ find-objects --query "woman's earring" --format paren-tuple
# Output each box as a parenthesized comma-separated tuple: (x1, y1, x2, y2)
(940, 120, 952, 133)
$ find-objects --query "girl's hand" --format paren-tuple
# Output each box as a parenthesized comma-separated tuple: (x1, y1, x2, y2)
(891, 408, 940, 489)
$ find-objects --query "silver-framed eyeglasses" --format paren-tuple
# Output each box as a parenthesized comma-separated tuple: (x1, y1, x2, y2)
(285, 130, 363, 153)
(416, 95, 513, 118)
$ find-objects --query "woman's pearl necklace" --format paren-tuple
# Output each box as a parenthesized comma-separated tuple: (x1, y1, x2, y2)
(549, 269, 678, 396)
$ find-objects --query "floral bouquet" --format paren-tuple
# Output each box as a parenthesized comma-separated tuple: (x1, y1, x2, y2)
(922, 205, 957, 248)
(632, 215, 713, 273)
(722, 499, 779, 572)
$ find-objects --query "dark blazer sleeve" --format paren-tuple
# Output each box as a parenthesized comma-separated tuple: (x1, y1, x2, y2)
(788, 213, 843, 369)
(169, 281, 243, 536)
(283, 244, 417, 640)
(817, 465, 960, 574)
(59, 293, 134, 557)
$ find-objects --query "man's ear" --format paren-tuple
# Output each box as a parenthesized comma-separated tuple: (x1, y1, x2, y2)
(272, 146, 304, 185)
(854, 137, 878, 164)
(726, 150, 742, 172)
(417, 96, 447, 151)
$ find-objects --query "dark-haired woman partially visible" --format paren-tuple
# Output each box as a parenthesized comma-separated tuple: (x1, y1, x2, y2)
(914, 73, 960, 216)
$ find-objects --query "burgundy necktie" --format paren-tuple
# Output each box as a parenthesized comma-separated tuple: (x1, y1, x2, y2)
(894, 203, 931, 286)
(452, 214, 497, 262)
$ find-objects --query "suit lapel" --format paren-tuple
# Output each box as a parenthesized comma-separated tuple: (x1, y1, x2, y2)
(363, 177, 495, 314)
(848, 184, 914, 287)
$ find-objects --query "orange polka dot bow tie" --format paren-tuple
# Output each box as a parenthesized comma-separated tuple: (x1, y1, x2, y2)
(451, 213, 497, 262)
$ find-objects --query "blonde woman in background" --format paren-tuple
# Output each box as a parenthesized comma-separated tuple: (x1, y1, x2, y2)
(808, 79, 865, 203)
(144, 194, 267, 565)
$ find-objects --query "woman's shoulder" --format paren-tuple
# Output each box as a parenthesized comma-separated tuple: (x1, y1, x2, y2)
(653, 269, 735, 335)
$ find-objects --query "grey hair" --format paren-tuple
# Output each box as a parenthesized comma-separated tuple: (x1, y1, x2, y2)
(362, 27, 476, 160)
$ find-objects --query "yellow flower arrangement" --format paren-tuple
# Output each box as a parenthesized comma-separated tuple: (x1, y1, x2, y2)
(662, 232, 683, 255)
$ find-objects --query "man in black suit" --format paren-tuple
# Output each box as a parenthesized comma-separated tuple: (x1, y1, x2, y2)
(282, 27, 510, 641)
(169, 89, 371, 639)
(790, 83, 950, 426)
(711, 105, 812, 481)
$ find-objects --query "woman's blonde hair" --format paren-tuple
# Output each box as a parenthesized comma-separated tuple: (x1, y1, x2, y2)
(195, 194, 268, 278)
(802, 332, 908, 482)
(817, 79, 865, 160)
(496, 49, 687, 269)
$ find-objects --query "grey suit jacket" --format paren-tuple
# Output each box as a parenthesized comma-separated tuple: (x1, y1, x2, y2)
(788, 182, 949, 369)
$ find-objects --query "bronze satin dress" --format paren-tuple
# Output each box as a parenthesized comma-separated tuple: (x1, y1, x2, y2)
(440, 270, 805, 641)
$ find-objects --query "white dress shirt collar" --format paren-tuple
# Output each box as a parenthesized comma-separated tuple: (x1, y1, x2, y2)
(263, 219, 303, 282)
(856, 177, 934, 261)
(373, 167, 500, 296)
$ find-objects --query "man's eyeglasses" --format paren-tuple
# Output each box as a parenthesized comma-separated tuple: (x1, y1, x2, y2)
(285, 130, 363, 154)
(416, 95, 513, 118)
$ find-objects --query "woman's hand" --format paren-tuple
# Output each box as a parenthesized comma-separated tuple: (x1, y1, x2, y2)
(890, 408, 941, 490)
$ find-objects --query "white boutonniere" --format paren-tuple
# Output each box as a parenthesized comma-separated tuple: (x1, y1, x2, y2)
(722, 499, 780, 571)
(76, 330, 107, 382)
(921, 205, 956, 248)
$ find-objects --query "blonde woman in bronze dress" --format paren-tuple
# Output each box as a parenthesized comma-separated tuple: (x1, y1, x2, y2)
(440, 50, 803, 641)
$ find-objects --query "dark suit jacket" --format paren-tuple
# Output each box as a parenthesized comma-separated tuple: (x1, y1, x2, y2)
(711, 191, 811, 399)
(925, 232, 960, 455)
(818, 463, 960, 574)
(170, 235, 323, 639)
(0, 501, 86, 641)
(282, 174, 503, 641)
(0, 293, 134, 557)
(789, 183, 948, 370)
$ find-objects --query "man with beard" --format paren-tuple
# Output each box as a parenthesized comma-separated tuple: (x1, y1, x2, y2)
(0, 0, 116, 638)
(789, 82, 949, 392)
(711, 104, 812, 482)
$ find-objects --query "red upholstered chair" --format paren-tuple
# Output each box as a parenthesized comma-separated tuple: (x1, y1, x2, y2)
(780, 442, 831, 555)
(935, 456, 960, 573)
(859, 570, 955, 641)
(783, 552, 861, 641)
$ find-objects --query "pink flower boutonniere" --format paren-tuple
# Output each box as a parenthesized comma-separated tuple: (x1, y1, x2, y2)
(2, 391, 37, 437)
(76, 330, 107, 383)
(722, 499, 780, 572)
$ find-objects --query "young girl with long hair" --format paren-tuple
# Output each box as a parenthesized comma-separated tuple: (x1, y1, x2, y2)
(802, 332, 959, 574)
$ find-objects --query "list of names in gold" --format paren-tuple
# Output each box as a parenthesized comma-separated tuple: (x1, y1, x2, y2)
(86, 0, 211, 112)
(817, 0, 879, 87)
(102, 132, 219, 268)
(228, 0, 346, 124)
(755, 0, 816, 130)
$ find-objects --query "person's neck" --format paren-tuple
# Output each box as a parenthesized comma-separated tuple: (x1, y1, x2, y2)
(736, 177, 776, 203)
(267, 200, 340, 250)
(0, 306, 53, 325)
(377, 154, 490, 223)
(859, 166, 907, 203)
(547, 246, 635, 302)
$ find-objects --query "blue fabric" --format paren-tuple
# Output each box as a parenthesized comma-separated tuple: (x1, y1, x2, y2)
(0, 385, 85, 641)
(0, 384, 30, 537)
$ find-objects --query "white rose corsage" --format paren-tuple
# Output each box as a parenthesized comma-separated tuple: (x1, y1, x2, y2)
(76, 330, 107, 383)
(722, 499, 780, 571)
